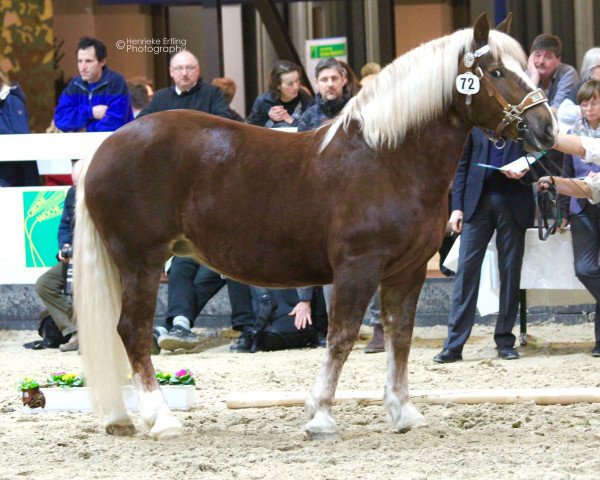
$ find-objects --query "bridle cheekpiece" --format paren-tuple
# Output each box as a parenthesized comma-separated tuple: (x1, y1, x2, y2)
(459, 44, 549, 149)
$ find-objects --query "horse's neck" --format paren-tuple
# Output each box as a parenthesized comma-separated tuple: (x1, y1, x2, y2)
(383, 109, 472, 192)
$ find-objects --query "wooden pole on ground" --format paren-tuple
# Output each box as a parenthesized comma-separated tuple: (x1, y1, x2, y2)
(225, 387, 600, 409)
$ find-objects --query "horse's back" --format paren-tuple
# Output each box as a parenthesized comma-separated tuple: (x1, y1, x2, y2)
(83, 111, 337, 285)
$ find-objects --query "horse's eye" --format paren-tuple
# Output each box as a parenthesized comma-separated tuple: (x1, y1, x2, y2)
(490, 69, 503, 78)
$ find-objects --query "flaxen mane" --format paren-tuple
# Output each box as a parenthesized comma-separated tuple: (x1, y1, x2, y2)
(322, 28, 528, 151)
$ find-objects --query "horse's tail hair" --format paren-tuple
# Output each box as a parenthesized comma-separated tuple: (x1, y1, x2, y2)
(74, 158, 129, 420)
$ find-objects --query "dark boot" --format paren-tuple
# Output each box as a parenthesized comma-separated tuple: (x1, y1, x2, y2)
(365, 323, 384, 353)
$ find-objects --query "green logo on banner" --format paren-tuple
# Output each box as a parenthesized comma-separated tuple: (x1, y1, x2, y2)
(23, 191, 66, 268)
(310, 43, 347, 59)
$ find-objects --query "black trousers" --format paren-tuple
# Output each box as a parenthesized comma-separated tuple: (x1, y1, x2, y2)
(570, 207, 600, 343)
(445, 193, 525, 351)
(166, 256, 255, 330)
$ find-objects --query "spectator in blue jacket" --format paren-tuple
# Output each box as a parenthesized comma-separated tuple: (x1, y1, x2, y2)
(54, 36, 133, 132)
(0, 68, 39, 187)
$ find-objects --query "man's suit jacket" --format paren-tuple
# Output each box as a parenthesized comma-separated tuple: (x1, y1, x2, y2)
(451, 128, 535, 230)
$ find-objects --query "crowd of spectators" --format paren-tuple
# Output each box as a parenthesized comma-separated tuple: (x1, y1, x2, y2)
(5, 27, 600, 360)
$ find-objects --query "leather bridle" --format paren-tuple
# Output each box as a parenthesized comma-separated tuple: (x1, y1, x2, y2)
(462, 45, 549, 149)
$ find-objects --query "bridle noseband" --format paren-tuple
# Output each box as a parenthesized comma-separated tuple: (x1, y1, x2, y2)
(461, 45, 549, 148)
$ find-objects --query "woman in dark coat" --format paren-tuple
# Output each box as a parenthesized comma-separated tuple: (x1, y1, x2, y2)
(246, 60, 312, 128)
(0, 69, 39, 187)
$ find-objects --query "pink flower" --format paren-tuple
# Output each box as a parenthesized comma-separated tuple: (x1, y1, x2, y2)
(175, 369, 188, 378)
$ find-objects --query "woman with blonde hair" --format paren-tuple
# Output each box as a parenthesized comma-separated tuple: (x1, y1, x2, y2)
(0, 68, 39, 186)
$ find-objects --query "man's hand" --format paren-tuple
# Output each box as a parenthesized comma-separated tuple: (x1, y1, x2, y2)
(92, 104, 108, 120)
(537, 176, 554, 192)
(502, 168, 529, 180)
(527, 53, 540, 85)
(290, 301, 312, 330)
(58, 248, 69, 263)
(449, 210, 464, 234)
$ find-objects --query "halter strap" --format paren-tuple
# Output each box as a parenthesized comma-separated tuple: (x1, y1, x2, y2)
(461, 45, 549, 146)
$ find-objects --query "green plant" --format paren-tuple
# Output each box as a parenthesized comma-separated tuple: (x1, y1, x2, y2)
(18, 377, 40, 391)
(47, 371, 84, 388)
(156, 369, 195, 386)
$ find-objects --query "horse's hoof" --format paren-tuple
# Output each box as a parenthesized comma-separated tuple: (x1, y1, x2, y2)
(150, 414, 183, 440)
(390, 402, 428, 433)
(305, 430, 341, 441)
(151, 426, 183, 440)
(305, 410, 338, 440)
(105, 423, 136, 437)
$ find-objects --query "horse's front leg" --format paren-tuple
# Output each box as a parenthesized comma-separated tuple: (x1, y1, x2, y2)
(119, 270, 183, 439)
(380, 271, 428, 432)
(305, 263, 379, 439)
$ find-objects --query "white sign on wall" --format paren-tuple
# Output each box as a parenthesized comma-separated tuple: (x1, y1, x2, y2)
(304, 37, 348, 81)
(0, 186, 69, 284)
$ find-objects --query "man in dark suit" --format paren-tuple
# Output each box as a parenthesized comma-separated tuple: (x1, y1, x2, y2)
(433, 128, 535, 363)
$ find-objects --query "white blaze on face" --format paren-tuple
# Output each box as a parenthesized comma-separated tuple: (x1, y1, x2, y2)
(501, 56, 536, 88)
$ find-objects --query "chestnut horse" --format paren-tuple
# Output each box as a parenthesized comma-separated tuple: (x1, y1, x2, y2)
(74, 14, 556, 439)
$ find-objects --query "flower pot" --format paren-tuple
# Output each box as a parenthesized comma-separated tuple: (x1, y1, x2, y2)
(21, 385, 194, 414)
(21, 387, 46, 409)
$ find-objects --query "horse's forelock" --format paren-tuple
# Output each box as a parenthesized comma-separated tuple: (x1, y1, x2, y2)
(321, 27, 529, 151)
(487, 30, 535, 89)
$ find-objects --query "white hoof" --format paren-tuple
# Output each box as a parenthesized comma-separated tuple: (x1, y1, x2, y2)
(305, 410, 337, 439)
(386, 400, 427, 433)
(150, 412, 183, 440)
(104, 412, 135, 436)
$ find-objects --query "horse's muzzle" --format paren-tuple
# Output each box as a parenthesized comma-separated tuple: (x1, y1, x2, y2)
(522, 123, 557, 152)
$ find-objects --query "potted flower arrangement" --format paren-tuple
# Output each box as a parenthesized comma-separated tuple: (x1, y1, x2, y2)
(19, 377, 46, 409)
(19, 369, 195, 412)
(156, 369, 195, 386)
(47, 371, 85, 388)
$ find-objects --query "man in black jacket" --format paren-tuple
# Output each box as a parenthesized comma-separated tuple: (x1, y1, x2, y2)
(137, 51, 255, 352)
(138, 50, 230, 118)
(433, 129, 535, 363)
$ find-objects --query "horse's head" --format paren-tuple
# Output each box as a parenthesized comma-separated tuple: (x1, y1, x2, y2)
(456, 13, 557, 152)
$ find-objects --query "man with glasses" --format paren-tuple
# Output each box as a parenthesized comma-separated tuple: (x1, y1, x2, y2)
(138, 50, 230, 117)
(138, 50, 254, 353)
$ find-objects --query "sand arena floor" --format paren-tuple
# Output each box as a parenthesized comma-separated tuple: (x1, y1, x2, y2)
(2, 322, 600, 480)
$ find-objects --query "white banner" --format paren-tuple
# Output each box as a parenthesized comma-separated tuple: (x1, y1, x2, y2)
(0, 132, 112, 174)
(0, 186, 68, 284)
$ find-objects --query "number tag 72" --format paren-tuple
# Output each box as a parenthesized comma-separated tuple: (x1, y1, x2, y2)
(456, 72, 480, 95)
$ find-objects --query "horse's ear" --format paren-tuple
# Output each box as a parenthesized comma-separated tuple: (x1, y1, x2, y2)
(495, 12, 512, 34)
(473, 12, 490, 48)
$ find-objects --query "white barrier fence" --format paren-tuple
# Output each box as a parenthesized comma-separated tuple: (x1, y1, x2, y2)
(0, 132, 112, 174)
(0, 133, 111, 283)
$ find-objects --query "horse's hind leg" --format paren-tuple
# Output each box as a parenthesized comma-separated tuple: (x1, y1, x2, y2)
(118, 264, 183, 439)
(305, 264, 379, 439)
(380, 271, 427, 432)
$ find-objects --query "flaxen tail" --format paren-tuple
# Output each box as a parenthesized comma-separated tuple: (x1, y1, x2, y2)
(73, 158, 129, 419)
